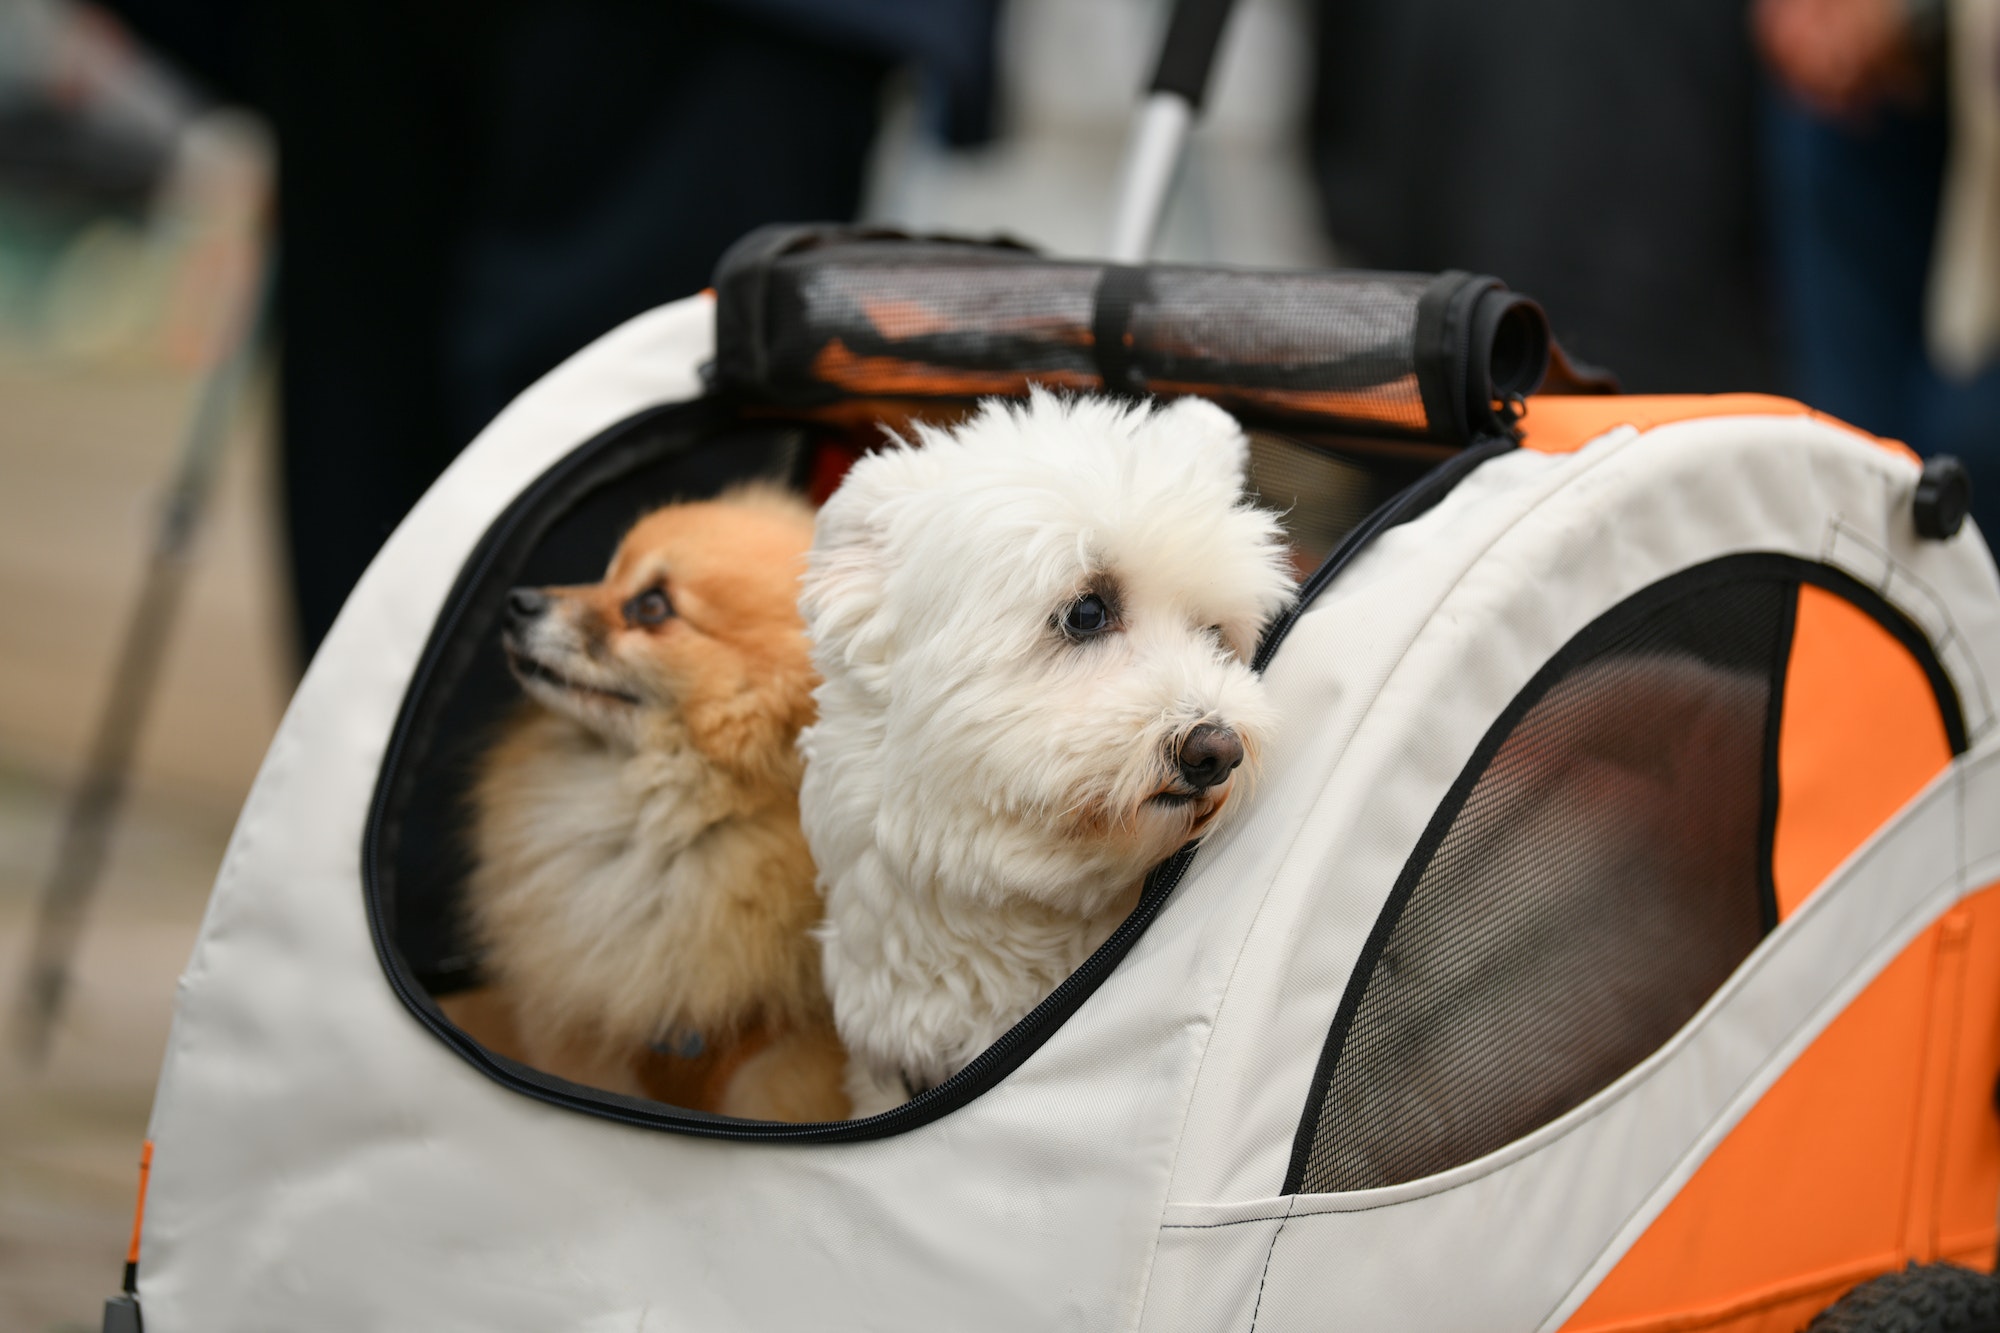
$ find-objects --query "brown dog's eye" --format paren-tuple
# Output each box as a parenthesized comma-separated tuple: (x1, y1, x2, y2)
(624, 587, 673, 627)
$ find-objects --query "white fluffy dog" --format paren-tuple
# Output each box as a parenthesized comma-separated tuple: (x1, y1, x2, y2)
(799, 390, 1296, 1114)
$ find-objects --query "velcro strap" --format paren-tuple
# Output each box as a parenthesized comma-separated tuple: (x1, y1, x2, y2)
(1091, 264, 1151, 398)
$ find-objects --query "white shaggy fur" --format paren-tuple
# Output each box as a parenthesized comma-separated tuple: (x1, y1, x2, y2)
(799, 391, 1296, 1114)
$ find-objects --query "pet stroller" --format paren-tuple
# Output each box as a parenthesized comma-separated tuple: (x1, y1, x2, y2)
(110, 11, 2000, 1333)
(109, 225, 2000, 1331)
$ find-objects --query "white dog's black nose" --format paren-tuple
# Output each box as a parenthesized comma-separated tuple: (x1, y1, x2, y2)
(1177, 724, 1244, 791)
(505, 587, 549, 627)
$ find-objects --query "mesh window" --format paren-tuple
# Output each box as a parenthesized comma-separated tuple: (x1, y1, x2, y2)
(1291, 572, 1794, 1194)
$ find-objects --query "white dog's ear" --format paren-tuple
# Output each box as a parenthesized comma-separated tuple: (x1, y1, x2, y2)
(1151, 395, 1251, 493)
(800, 446, 924, 676)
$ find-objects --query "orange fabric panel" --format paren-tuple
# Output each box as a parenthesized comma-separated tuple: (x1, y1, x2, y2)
(1516, 394, 1918, 462)
(1560, 882, 2000, 1333)
(1560, 929, 1930, 1330)
(1935, 896, 2000, 1266)
(1772, 586, 1954, 918)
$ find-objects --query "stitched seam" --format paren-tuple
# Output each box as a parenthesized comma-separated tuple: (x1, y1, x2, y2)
(1129, 1001, 1222, 1332)
(1828, 518, 1993, 733)
(1246, 1197, 1297, 1332)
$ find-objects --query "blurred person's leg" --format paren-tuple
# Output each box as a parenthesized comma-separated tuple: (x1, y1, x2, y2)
(1763, 89, 2000, 540)
(272, 1, 891, 664)
(86, 0, 443, 666)
(1760, 91, 1942, 444)
(444, 2, 891, 442)
(269, 3, 486, 667)
(1308, 0, 1777, 394)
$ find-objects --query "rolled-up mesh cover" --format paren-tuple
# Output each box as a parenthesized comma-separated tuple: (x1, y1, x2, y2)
(712, 225, 1583, 446)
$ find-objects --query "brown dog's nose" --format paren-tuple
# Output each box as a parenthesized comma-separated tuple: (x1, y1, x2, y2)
(505, 587, 549, 628)
(1177, 723, 1244, 791)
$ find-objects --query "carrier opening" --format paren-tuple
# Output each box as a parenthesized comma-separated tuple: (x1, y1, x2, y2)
(1285, 556, 1968, 1195)
(364, 389, 1456, 1138)
(366, 234, 1614, 1137)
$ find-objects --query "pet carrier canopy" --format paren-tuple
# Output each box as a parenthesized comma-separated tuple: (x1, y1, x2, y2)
(121, 241, 2000, 1333)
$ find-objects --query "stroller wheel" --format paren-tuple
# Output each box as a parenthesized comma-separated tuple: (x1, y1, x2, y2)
(1808, 1262, 2000, 1333)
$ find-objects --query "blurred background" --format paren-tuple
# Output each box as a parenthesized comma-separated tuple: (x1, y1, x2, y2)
(1, 0, 1994, 1326)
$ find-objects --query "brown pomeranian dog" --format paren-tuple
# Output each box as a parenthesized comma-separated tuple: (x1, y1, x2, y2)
(454, 486, 848, 1122)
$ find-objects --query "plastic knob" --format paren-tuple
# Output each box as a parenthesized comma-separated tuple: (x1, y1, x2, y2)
(1913, 455, 1972, 540)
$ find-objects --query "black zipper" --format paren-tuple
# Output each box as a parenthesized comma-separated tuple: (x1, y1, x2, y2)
(1253, 435, 1515, 672)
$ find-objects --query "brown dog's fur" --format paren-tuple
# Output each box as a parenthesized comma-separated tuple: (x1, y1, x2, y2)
(451, 487, 848, 1121)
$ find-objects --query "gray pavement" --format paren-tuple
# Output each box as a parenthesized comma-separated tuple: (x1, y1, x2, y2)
(0, 346, 285, 1332)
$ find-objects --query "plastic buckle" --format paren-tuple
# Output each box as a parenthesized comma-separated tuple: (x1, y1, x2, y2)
(102, 1294, 143, 1333)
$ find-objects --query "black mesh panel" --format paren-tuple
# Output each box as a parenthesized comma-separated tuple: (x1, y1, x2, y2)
(768, 258, 1435, 429)
(711, 226, 1569, 444)
(1133, 268, 1428, 430)
(1292, 573, 1792, 1193)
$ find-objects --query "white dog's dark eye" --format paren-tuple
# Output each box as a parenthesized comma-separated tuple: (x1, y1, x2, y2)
(624, 587, 673, 627)
(1062, 593, 1113, 638)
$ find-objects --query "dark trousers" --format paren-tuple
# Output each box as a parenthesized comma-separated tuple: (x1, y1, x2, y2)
(268, 3, 889, 663)
(1763, 88, 2000, 542)
(1307, 0, 1777, 395)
